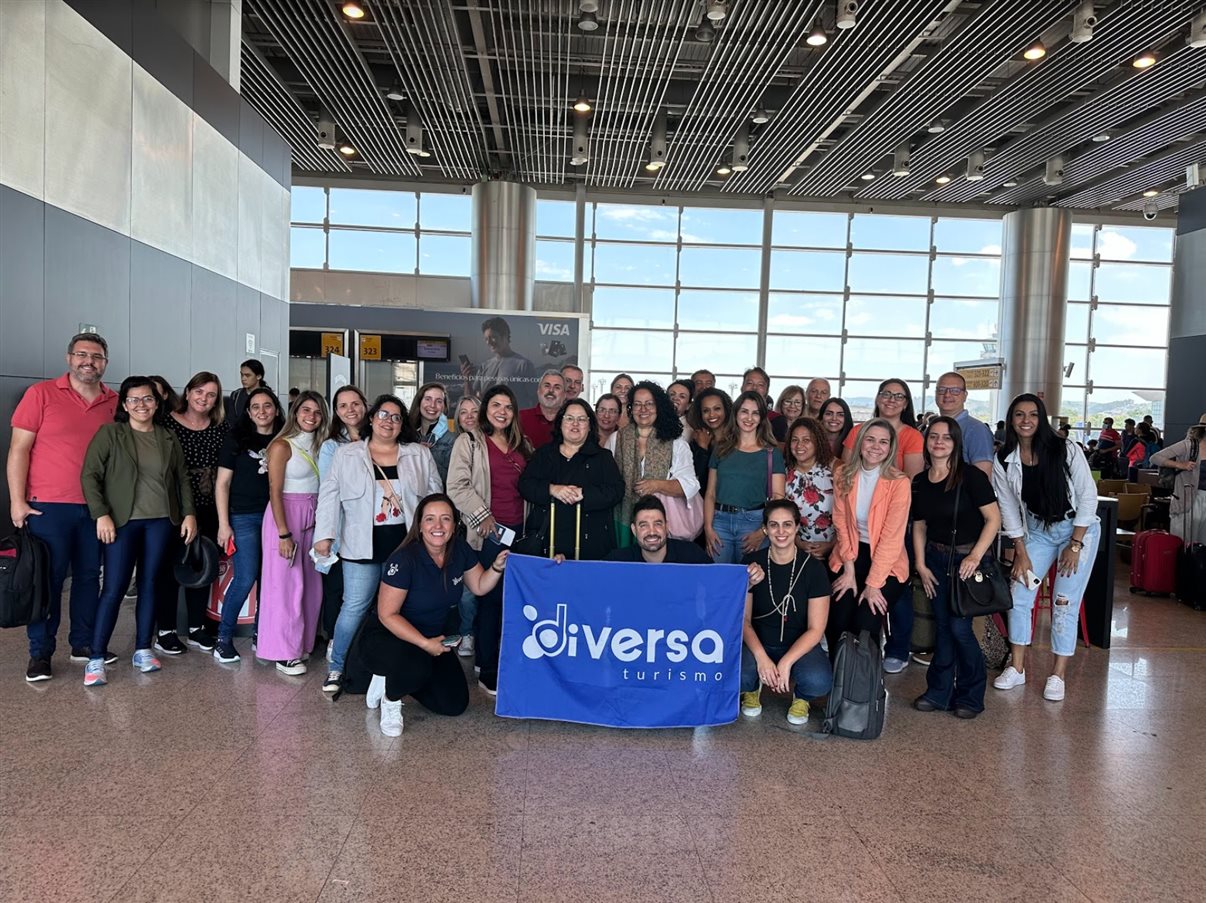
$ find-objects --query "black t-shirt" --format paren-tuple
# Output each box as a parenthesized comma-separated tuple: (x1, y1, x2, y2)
(374, 537, 479, 638)
(911, 467, 997, 546)
(605, 539, 713, 563)
(217, 432, 273, 515)
(742, 550, 830, 648)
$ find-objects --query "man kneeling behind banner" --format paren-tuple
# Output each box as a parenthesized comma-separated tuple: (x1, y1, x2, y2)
(496, 555, 748, 728)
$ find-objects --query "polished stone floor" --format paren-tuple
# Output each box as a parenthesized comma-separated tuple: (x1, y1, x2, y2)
(3, 567, 1206, 903)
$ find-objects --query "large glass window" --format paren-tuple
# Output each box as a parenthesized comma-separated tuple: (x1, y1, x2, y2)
(328, 230, 415, 273)
(290, 226, 324, 269)
(291, 186, 326, 223)
(772, 210, 848, 248)
(329, 189, 416, 228)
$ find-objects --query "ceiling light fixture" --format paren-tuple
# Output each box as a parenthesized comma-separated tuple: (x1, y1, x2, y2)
(1091, 132, 1110, 142)
(706, 1, 728, 22)
(860, 172, 876, 181)
(340, 2, 366, 19)
(1070, 2, 1096, 44)
(646, 109, 668, 172)
(571, 117, 589, 166)
(1190, 10, 1206, 48)
(338, 141, 356, 156)
(573, 94, 592, 113)
(731, 123, 750, 172)
(385, 81, 404, 102)
(715, 163, 732, 176)
(935, 174, 952, 185)
(966, 150, 986, 181)
(892, 142, 911, 177)
(1023, 40, 1047, 61)
(836, 1, 857, 30)
(577, 10, 599, 32)
(1002, 179, 1019, 188)
(1143, 189, 1160, 197)
(751, 108, 770, 124)
(578, 0, 599, 12)
(927, 119, 949, 134)
(1132, 49, 1156, 69)
(695, 18, 716, 42)
(806, 21, 828, 46)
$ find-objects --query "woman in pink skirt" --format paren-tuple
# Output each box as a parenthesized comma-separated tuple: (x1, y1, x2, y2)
(259, 390, 328, 675)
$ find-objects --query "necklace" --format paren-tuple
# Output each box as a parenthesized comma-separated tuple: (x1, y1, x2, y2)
(761, 548, 809, 643)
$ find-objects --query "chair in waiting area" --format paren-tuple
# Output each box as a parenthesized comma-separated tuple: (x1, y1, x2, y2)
(1125, 483, 1151, 496)
(1097, 479, 1127, 495)
(1031, 562, 1092, 649)
(1114, 493, 1145, 530)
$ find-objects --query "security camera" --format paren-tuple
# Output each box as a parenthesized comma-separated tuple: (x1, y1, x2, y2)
(1043, 155, 1065, 186)
(1070, 2, 1096, 44)
(316, 115, 336, 150)
(1143, 199, 1159, 221)
(966, 150, 986, 181)
(836, 1, 857, 30)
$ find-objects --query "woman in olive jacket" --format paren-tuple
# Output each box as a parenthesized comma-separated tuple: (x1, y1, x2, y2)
(80, 376, 196, 686)
(518, 399, 624, 560)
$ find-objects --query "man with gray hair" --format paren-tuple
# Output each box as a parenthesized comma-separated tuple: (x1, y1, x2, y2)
(519, 369, 566, 449)
(560, 363, 584, 401)
(804, 378, 831, 419)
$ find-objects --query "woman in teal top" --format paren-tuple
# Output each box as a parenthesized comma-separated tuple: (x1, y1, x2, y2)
(703, 390, 786, 563)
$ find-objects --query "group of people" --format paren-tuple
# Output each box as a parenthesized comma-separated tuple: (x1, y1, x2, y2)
(8, 330, 1118, 736)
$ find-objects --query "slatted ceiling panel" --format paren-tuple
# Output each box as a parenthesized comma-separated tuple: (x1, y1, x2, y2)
(1114, 191, 1183, 213)
(241, 39, 352, 173)
(1056, 138, 1206, 209)
(726, 0, 957, 198)
(788, 0, 1063, 198)
(653, 0, 819, 192)
(930, 44, 1206, 205)
(992, 93, 1206, 206)
(860, 0, 1200, 202)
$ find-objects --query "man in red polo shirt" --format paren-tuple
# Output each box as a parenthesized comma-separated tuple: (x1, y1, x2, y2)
(518, 370, 566, 449)
(8, 332, 118, 682)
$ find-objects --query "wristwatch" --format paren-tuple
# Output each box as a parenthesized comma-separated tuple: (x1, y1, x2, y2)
(1068, 540, 1083, 553)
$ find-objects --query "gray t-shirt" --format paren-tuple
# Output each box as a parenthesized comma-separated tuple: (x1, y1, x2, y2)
(473, 352, 538, 407)
(130, 429, 170, 520)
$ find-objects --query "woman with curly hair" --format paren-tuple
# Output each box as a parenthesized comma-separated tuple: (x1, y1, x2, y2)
(608, 382, 701, 542)
(783, 417, 836, 560)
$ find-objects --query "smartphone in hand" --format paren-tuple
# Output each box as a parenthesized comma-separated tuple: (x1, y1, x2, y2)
(490, 523, 516, 547)
(441, 635, 462, 648)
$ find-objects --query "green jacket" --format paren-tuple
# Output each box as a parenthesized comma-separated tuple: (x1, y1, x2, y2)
(81, 422, 195, 527)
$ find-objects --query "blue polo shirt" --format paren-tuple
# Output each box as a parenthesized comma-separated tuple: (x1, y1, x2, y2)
(956, 409, 995, 467)
(378, 538, 478, 637)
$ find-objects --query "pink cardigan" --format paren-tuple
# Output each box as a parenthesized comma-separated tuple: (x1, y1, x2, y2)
(828, 462, 911, 588)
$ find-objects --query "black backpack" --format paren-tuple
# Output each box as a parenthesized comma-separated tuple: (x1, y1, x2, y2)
(822, 630, 887, 740)
(0, 528, 51, 629)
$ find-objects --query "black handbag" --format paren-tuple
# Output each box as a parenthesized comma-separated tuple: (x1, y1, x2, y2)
(947, 483, 1013, 618)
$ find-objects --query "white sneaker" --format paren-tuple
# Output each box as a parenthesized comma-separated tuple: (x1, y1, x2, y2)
(993, 665, 1026, 690)
(379, 697, 403, 737)
(1043, 675, 1066, 702)
(366, 673, 386, 710)
(458, 635, 475, 658)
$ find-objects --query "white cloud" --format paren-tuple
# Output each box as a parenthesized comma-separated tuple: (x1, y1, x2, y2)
(599, 205, 674, 224)
(1098, 229, 1137, 261)
(535, 259, 573, 281)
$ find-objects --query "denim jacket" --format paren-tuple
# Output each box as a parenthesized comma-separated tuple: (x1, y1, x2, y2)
(992, 440, 1099, 539)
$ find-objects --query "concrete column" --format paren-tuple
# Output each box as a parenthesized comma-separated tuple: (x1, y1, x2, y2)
(471, 181, 536, 310)
(1167, 188, 1206, 440)
(997, 207, 1072, 418)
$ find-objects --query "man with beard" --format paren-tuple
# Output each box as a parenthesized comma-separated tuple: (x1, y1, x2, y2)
(519, 370, 566, 449)
(606, 495, 714, 564)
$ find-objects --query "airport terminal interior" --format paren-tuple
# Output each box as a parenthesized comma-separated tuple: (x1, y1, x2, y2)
(3, 0, 1206, 900)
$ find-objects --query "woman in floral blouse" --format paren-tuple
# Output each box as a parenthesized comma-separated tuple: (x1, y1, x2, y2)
(783, 417, 835, 560)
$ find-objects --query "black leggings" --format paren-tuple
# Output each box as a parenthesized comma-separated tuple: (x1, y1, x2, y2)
(825, 541, 906, 661)
(361, 629, 469, 715)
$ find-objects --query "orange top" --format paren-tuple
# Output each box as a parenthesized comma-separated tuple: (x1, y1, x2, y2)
(827, 461, 911, 588)
(843, 422, 924, 470)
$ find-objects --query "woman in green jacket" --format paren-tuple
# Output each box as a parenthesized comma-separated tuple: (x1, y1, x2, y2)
(80, 376, 197, 686)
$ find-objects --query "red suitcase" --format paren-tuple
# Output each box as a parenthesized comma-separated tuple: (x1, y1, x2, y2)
(1130, 530, 1180, 595)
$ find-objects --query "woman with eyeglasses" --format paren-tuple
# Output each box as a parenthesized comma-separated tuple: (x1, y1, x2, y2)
(80, 377, 197, 686)
(842, 378, 925, 478)
(258, 390, 328, 677)
(819, 397, 854, 459)
(704, 390, 786, 564)
(783, 417, 836, 560)
(595, 393, 622, 449)
(774, 386, 806, 438)
(992, 393, 1101, 703)
(911, 417, 1001, 718)
(410, 382, 456, 488)
(313, 395, 442, 694)
(519, 399, 623, 560)
(155, 371, 227, 656)
(608, 382, 700, 543)
(446, 384, 532, 695)
(213, 386, 285, 662)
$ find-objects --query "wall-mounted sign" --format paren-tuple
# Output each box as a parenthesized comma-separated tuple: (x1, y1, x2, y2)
(321, 332, 345, 356)
(359, 334, 382, 361)
(955, 364, 1002, 390)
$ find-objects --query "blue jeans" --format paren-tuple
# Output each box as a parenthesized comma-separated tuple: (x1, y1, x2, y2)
(711, 508, 766, 564)
(1007, 516, 1101, 656)
(884, 525, 915, 662)
(218, 512, 263, 642)
(92, 518, 174, 655)
(919, 544, 986, 712)
(25, 502, 102, 659)
(740, 641, 833, 700)
(329, 560, 384, 672)
(459, 586, 477, 636)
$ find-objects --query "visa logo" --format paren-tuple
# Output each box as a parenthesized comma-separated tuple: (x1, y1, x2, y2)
(539, 323, 570, 336)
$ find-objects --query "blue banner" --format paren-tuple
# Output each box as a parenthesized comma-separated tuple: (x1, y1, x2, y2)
(496, 556, 749, 728)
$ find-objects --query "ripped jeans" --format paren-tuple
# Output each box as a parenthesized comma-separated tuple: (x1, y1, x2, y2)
(1006, 515, 1101, 657)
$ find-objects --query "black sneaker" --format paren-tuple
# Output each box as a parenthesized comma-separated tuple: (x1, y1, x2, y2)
(186, 628, 215, 651)
(213, 640, 241, 663)
(154, 632, 187, 655)
(478, 673, 498, 696)
(100, 650, 119, 665)
(25, 657, 52, 682)
(69, 647, 91, 663)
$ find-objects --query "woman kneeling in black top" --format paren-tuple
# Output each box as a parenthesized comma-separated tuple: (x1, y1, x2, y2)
(911, 417, 1001, 718)
(361, 493, 508, 737)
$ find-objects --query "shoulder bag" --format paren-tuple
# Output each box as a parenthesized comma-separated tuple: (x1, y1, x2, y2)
(948, 482, 1013, 618)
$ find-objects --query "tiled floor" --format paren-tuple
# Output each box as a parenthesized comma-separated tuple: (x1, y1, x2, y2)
(4, 568, 1206, 903)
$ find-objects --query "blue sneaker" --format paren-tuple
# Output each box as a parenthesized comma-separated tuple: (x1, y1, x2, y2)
(83, 659, 107, 687)
(132, 649, 162, 673)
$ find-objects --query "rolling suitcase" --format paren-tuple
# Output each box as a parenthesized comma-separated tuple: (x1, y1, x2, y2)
(1129, 530, 1180, 596)
(1177, 489, 1206, 610)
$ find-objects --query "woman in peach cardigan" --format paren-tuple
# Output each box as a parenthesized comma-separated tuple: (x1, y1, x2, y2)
(826, 418, 912, 659)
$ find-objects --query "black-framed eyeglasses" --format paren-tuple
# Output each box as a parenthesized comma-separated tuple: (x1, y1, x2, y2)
(877, 391, 907, 403)
(374, 411, 402, 423)
(935, 387, 965, 397)
(70, 351, 108, 363)
(125, 395, 156, 407)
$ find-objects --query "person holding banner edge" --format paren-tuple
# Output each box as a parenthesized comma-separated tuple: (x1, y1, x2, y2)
(740, 499, 832, 725)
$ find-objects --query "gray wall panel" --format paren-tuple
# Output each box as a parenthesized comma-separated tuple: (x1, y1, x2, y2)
(191, 115, 239, 280)
(0, 375, 34, 532)
(0, 187, 47, 378)
(64, 0, 132, 54)
(130, 242, 191, 384)
(0, 0, 47, 200)
(236, 283, 261, 367)
(131, 64, 194, 261)
(131, 5, 193, 105)
(1170, 228, 1206, 339)
(192, 50, 239, 146)
(237, 157, 265, 293)
(239, 99, 265, 171)
(190, 266, 238, 380)
(43, 207, 131, 378)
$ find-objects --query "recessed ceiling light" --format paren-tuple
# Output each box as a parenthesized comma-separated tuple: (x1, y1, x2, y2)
(1133, 49, 1156, 68)
(706, 1, 727, 22)
(645, 160, 665, 172)
(860, 172, 876, 181)
(341, 2, 366, 19)
(1023, 40, 1047, 61)
(1143, 189, 1160, 197)
(927, 120, 948, 134)
(577, 10, 599, 31)
(1091, 132, 1110, 142)
(338, 142, 356, 156)
(573, 95, 592, 113)
(935, 174, 952, 184)
(385, 82, 404, 102)
(751, 109, 770, 124)
(1002, 179, 1019, 188)
(806, 22, 828, 47)
(715, 164, 732, 176)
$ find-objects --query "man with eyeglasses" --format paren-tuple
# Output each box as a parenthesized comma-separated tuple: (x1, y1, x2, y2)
(560, 364, 585, 401)
(8, 333, 118, 682)
(933, 371, 994, 476)
(519, 370, 566, 449)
